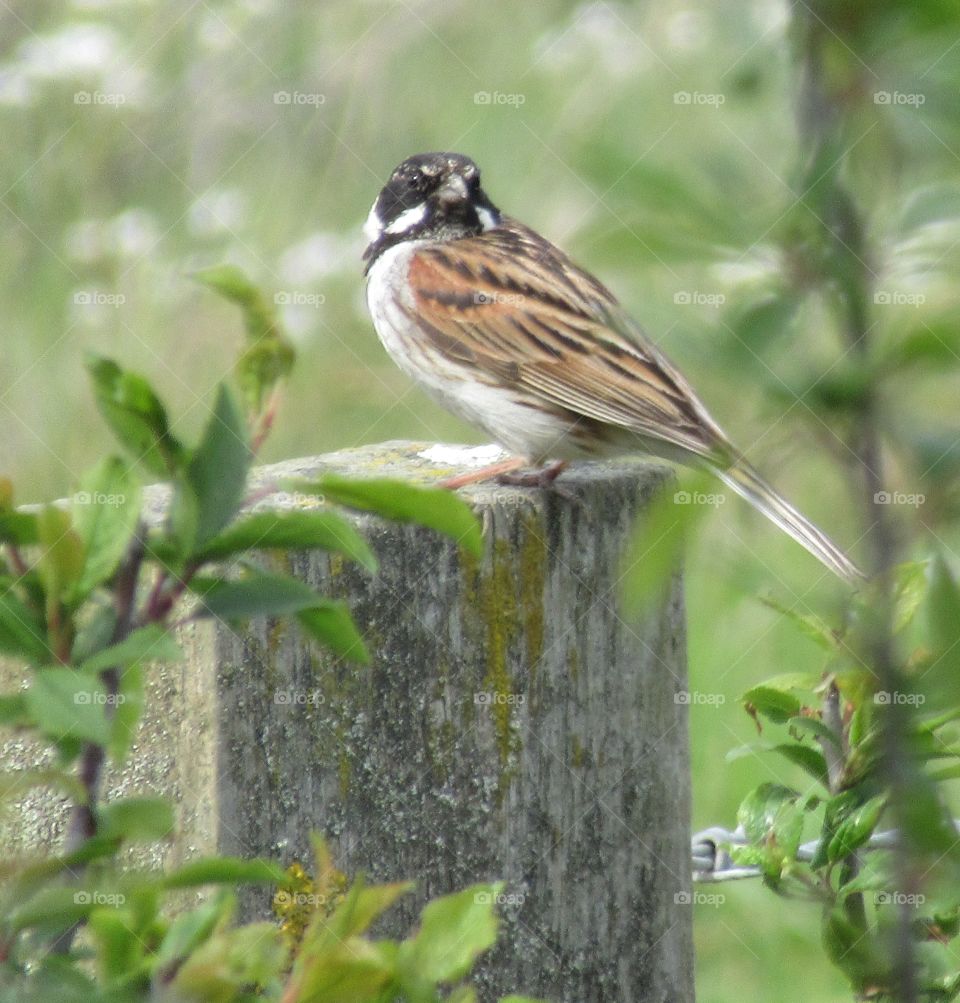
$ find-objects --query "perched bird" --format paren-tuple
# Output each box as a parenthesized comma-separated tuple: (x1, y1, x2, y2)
(363, 151, 863, 584)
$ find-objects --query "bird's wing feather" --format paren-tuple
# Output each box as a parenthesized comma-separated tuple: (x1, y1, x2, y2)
(406, 221, 730, 463)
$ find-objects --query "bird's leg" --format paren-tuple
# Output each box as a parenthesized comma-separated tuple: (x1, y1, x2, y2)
(441, 458, 572, 497)
(439, 456, 527, 489)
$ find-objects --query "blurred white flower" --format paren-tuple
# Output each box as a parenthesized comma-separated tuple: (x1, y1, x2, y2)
(110, 208, 160, 257)
(0, 67, 32, 106)
(710, 248, 781, 289)
(64, 219, 107, 263)
(278, 230, 361, 284)
(753, 0, 789, 35)
(891, 219, 960, 270)
(664, 10, 707, 52)
(8, 21, 148, 106)
(64, 208, 160, 262)
(238, 0, 275, 14)
(534, 2, 647, 78)
(189, 188, 249, 237)
(18, 24, 120, 80)
(198, 12, 236, 52)
(278, 304, 323, 342)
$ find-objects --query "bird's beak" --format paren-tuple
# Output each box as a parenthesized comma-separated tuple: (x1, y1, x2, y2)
(437, 174, 468, 205)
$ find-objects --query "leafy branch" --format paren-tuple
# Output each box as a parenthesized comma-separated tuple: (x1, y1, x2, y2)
(0, 267, 530, 1002)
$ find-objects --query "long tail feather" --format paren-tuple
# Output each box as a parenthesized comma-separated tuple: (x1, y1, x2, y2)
(715, 459, 865, 585)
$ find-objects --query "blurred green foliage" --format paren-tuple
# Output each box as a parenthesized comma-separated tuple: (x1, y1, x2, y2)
(2, 0, 960, 999)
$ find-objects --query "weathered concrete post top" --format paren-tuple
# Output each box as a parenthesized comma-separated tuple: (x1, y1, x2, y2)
(213, 441, 694, 1002)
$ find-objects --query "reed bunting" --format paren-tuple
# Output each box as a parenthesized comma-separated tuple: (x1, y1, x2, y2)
(363, 151, 862, 584)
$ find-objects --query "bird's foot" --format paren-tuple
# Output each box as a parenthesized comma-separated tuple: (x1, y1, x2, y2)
(496, 460, 569, 489)
(497, 460, 580, 505)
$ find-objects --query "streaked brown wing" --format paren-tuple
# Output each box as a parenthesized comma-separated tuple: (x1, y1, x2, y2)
(405, 218, 730, 463)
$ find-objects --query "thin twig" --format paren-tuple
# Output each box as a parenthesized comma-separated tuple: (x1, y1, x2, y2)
(51, 524, 147, 955)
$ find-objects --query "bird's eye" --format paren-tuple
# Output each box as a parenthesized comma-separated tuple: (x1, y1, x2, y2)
(405, 168, 425, 191)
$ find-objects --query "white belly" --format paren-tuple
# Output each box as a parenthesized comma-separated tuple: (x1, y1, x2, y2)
(365, 243, 581, 461)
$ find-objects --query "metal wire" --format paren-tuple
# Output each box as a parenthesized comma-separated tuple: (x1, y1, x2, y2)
(692, 825, 902, 882)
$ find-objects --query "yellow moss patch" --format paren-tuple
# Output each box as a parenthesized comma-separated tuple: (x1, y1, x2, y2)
(458, 509, 549, 800)
(517, 510, 547, 683)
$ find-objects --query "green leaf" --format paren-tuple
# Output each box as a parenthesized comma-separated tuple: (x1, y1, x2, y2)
(813, 790, 860, 869)
(0, 511, 39, 545)
(0, 768, 87, 804)
(98, 796, 174, 842)
(759, 596, 838, 650)
(737, 783, 799, 843)
(759, 672, 824, 693)
(183, 383, 251, 550)
(881, 322, 960, 371)
(110, 660, 144, 764)
(155, 889, 234, 970)
(163, 857, 287, 889)
(70, 457, 141, 602)
(25, 668, 113, 746)
(923, 556, 960, 707)
(834, 856, 894, 898)
(172, 921, 288, 997)
(190, 571, 324, 621)
(193, 265, 277, 345)
(86, 355, 186, 477)
(76, 624, 165, 765)
(770, 743, 830, 786)
(293, 939, 394, 1003)
(89, 907, 142, 980)
(405, 883, 501, 984)
(193, 264, 266, 312)
(787, 715, 841, 747)
(70, 603, 117, 664)
(195, 510, 377, 572)
(898, 769, 957, 855)
(827, 795, 885, 863)
(721, 293, 799, 363)
(0, 590, 49, 662)
(0, 693, 31, 725)
(317, 879, 413, 942)
(193, 265, 295, 415)
(741, 685, 803, 724)
(37, 505, 84, 605)
(296, 474, 483, 558)
(772, 799, 805, 864)
(847, 702, 874, 752)
(892, 560, 930, 634)
(730, 788, 804, 880)
(620, 473, 707, 614)
(726, 741, 829, 786)
(79, 624, 181, 674)
(822, 903, 888, 992)
(7, 886, 98, 935)
(333, 886, 411, 938)
(237, 340, 296, 419)
(297, 603, 370, 664)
